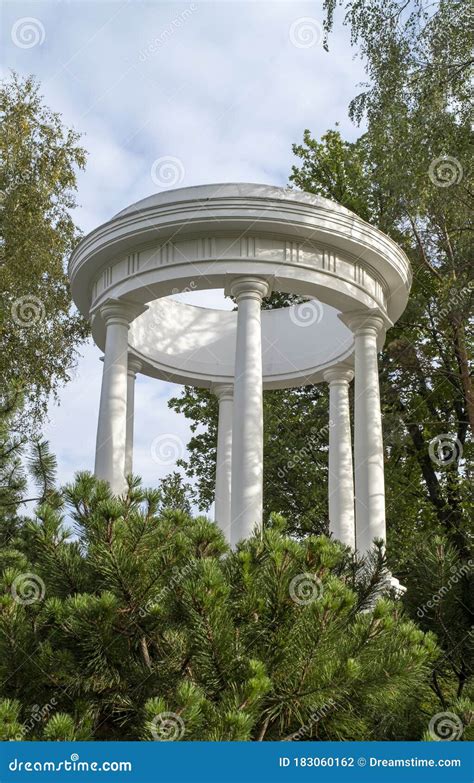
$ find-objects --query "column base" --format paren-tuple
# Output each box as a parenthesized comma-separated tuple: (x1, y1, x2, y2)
(387, 574, 406, 597)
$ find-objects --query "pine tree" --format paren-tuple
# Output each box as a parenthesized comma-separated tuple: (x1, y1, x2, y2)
(0, 387, 58, 544)
(0, 387, 26, 540)
(1, 473, 461, 742)
(402, 535, 473, 710)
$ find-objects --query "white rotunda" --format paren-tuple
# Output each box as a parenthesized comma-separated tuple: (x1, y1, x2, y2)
(68, 183, 411, 553)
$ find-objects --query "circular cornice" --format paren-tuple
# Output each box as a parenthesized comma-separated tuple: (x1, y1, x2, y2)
(69, 182, 411, 322)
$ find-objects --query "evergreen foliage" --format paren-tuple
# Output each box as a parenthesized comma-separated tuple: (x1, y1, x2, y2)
(0, 475, 456, 742)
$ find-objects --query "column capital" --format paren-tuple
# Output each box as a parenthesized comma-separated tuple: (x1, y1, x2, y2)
(229, 276, 270, 303)
(97, 298, 148, 328)
(323, 366, 354, 384)
(211, 383, 233, 402)
(340, 308, 391, 336)
(127, 356, 142, 378)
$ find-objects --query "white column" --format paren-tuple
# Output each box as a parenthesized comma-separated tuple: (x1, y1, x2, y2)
(213, 384, 233, 543)
(346, 312, 386, 554)
(94, 300, 145, 494)
(230, 276, 270, 547)
(125, 357, 142, 477)
(323, 367, 355, 549)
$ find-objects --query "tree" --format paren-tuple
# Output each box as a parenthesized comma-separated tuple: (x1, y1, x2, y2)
(403, 536, 473, 711)
(0, 73, 88, 423)
(0, 387, 59, 545)
(290, 127, 472, 555)
(320, 0, 473, 429)
(156, 471, 194, 515)
(0, 474, 454, 742)
(0, 387, 26, 529)
(313, 0, 473, 703)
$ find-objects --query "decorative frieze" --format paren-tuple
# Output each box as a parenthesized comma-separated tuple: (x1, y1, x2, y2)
(90, 234, 388, 310)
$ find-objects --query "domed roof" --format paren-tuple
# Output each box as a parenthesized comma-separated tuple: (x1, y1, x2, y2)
(113, 182, 354, 219)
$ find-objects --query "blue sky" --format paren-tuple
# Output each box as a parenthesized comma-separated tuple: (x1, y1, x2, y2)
(1, 0, 366, 498)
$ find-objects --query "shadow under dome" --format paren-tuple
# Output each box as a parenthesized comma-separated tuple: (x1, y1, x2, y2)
(125, 298, 354, 390)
